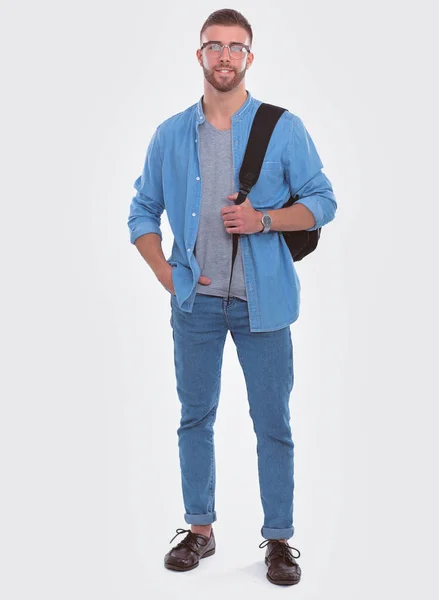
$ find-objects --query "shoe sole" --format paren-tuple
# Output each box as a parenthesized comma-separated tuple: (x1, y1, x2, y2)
(265, 557, 301, 586)
(164, 547, 216, 571)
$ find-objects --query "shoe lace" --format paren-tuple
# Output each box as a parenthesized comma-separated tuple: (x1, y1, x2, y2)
(258, 539, 301, 564)
(169, 528, 209, 556)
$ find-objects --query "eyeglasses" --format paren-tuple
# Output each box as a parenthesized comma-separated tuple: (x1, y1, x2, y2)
(200, 41, 250, 60)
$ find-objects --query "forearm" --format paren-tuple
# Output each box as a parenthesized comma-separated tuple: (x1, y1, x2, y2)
(261, 203, 316, 232)
(134, 233, 169, 278)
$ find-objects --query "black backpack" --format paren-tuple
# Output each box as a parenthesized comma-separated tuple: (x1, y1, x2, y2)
(227, 102, 321, 300)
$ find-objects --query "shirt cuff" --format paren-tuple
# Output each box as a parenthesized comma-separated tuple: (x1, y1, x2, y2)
(294, 198, 324, 231)
(130, 222, 162, 244)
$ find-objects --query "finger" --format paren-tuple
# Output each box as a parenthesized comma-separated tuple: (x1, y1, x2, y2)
(198, 276, 211, 285)
(221, 206, 237, 216)
(225, 219, 243, 228)
(228, 193, 248, 204)
(224, 218, 243, 227)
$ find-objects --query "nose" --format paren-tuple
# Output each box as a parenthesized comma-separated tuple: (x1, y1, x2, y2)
(219, 45, 231, 60)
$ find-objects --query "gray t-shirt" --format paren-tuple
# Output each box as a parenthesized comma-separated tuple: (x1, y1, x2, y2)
(194, 119, 247, 300)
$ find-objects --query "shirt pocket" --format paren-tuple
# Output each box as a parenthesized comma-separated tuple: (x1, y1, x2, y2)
(260, 161, 282, 170)
(248, 161, 283, 208)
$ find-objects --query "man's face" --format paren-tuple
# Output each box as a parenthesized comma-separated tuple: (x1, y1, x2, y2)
(197, 25, 253, 93)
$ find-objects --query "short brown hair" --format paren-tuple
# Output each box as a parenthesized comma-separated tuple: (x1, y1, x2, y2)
(200, 8, 253, 47)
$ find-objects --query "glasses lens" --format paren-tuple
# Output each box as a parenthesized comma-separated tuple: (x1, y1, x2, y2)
(204, 43, 248, 59)
(230, 45, 247, 59)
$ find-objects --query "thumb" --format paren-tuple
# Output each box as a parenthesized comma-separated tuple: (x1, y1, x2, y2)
(198, 275, 211, 286)
(227, 192, 238, 201)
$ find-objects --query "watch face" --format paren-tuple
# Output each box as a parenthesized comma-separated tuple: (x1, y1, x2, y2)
(262, 214, 272, 226)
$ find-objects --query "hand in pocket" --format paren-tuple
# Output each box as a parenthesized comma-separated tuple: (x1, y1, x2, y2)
(158, 264, 211, 296)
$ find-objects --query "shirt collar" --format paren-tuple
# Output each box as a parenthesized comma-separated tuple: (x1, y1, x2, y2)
(196, 89, 253, 124)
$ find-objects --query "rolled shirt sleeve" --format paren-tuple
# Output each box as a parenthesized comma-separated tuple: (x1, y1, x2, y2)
(127, 126, 165, 244)
(283, 116, 337, 231)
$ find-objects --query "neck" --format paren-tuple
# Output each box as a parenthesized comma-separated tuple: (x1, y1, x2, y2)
(201, 84, 248, 127)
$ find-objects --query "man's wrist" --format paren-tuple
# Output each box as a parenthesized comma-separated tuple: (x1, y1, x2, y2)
(256, 211, 264, 232)
(155, 261, 172, 280)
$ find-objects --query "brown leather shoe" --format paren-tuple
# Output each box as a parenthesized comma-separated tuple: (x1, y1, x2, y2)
(164, 528, 216, 571)
(259, 539, 301, 586)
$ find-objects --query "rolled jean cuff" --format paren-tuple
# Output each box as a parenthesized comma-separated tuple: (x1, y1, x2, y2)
(261, 525, 294, 540)
(184, 511, 217, 525)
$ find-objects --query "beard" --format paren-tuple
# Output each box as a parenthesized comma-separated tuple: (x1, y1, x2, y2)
(202, 63, 247, 92)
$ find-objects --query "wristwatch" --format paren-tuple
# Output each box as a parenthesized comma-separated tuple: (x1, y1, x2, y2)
(260, 211, 272, 233)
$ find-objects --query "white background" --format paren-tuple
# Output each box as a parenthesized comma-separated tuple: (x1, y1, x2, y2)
(1, 0, 438, 598)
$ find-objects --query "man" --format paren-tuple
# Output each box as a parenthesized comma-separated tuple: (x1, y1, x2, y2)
(127, 8, 337, 586)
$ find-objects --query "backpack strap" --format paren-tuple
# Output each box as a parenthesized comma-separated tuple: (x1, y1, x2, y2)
(227, 103, 288, 301)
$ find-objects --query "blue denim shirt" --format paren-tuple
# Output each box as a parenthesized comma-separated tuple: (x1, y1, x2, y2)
(128, 90, 337, 332)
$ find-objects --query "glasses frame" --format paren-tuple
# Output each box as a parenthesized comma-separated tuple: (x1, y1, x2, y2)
(200, 41, 251, 60)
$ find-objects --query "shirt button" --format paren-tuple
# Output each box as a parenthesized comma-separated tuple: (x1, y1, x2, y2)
(196, 176, 200, 180)
(187, 248, 191, 252)
(192, 212, 196, 217)
(195, 139, 198, 143)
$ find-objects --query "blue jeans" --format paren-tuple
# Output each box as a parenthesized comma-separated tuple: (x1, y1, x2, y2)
(170, 293, 295, 540)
